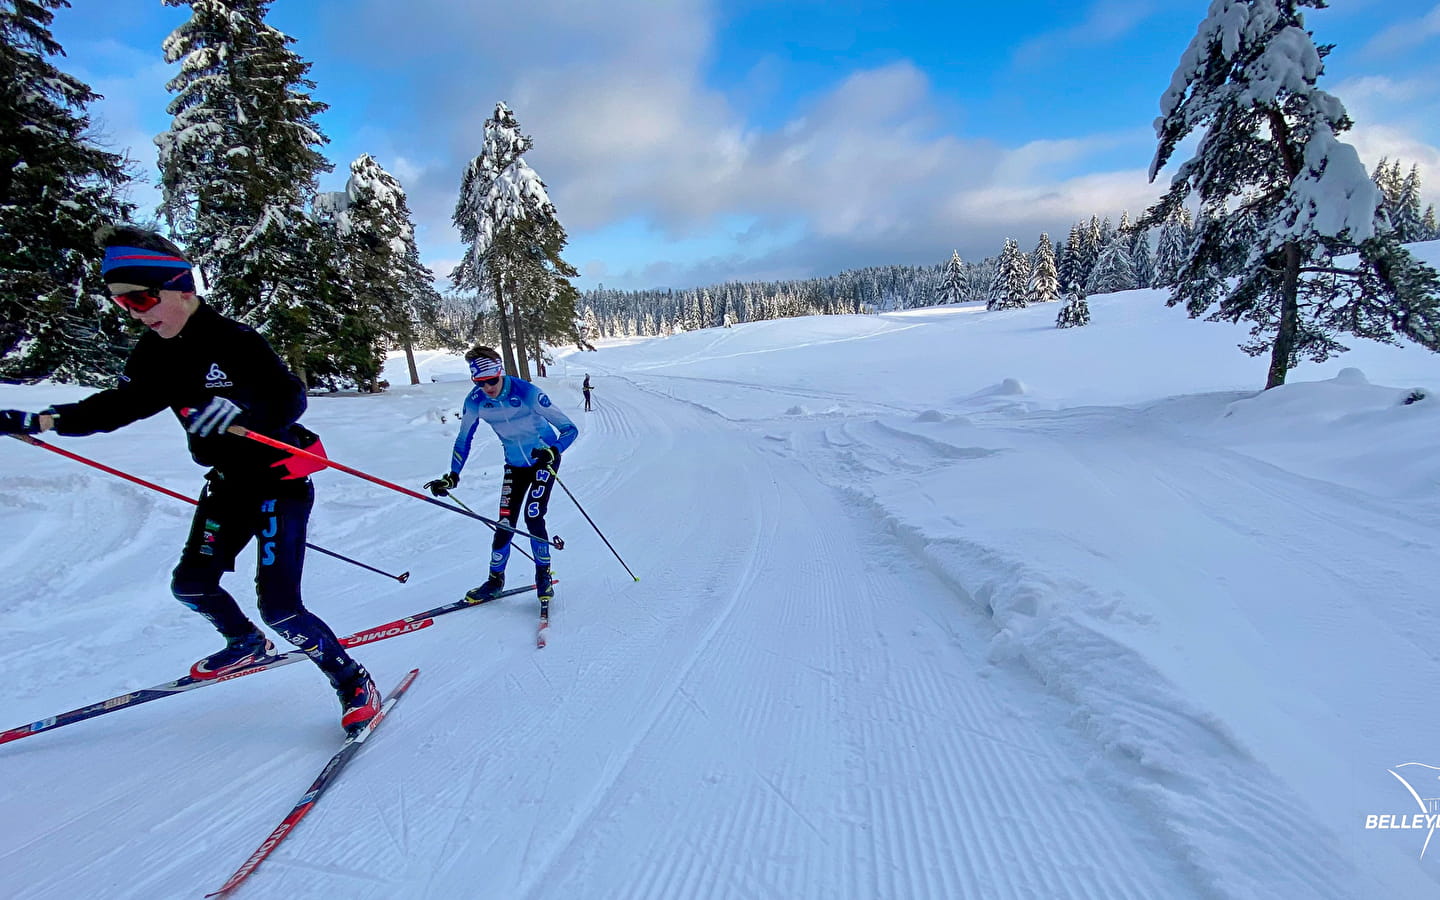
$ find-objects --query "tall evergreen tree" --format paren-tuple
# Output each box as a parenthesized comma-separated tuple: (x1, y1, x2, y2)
(156, 0, 332, 381)
(1393, 164, 1426, 243)
(939, 250, 966, 305)
(1130, 227, 1155, 288)
(1029, 234, 1060, 303)
(1424, 205, 1439, 242)
(332, 153, 442, 387)
(1153, 208, 1191, 288)
(989, 239, 1030, 310)
(1072, 216, 1103, 288)
(1146, 0, 1440, 389)
(1, 0, 134, 384)
(1087, 239, 1137, 295)
(452, 102, 578, 380)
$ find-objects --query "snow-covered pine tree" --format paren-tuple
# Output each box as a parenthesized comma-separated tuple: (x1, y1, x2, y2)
(1072, 216, 1103, 289)
(1153, 208, 1191, 288)
(332, 153, 442, 388)
(968, 256, 997, 307)
(1130, 226, 1155, 288)
(1145, 0, 1440, 389)
(1, 0, 135, 384)
(939, 250, 966, 304)
(1086, 238, 1138, 295)
(986, 239, 1030, 310)
(1056, 223, 1081, 294)
(1424, 206, 1439, 242)
(1393, 164, 1426, 243)
(156, 0, 333, 383)
(1029, 234, 1059, 303)
(1056, 284, 1090, 328)
(451, 102, 579, 380)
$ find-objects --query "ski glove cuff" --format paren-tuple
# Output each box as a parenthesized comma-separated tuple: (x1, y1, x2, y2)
(530, 445, 558, 468)
(185, 397, 243, 437)
(0, 410, 42, 435)
(424, 472, 459, 497)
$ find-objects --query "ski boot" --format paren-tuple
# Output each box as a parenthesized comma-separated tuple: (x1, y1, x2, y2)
(465, 570, 506, 604)
(334, 665, 381, 735)
(535, 566, 555, 602)
(190, 630, 274, 679)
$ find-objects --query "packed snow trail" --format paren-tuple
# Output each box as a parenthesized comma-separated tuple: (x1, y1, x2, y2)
(8, 279, 1440, 897)
(5, 373, 1197, 899)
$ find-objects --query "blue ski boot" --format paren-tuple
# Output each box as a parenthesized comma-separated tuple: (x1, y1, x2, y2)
(190, 630, 274, 680)
(465, 570, 506, 603)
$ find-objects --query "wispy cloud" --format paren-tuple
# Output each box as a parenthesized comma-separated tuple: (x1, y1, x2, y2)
(1011, 0, 1159, 68)
(1360, 4, 1440, 57)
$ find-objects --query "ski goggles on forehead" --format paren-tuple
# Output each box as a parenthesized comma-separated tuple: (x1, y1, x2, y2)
(110, 287, 162, 313)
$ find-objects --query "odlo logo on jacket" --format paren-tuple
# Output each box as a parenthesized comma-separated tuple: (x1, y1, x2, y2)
(206, 363, 233, 388)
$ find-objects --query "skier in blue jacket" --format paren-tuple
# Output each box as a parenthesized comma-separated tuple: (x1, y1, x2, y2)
(425, 345, 578, 604)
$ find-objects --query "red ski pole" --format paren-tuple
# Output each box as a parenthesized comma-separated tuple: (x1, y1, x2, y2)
(7, 433, 410, 583)
(204, 419, 563, 550)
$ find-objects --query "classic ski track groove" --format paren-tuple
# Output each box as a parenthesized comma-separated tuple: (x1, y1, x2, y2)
(804, 408, 1381, 899)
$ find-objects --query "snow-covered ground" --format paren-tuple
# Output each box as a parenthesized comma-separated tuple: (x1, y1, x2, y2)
(6, 243, 1440, 898)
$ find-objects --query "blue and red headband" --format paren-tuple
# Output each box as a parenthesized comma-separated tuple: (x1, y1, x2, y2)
(102, 245, 195, 293)
(469, 357, 504, 380)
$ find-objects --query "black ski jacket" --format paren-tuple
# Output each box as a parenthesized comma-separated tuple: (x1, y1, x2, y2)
(49, 303, 313, 481)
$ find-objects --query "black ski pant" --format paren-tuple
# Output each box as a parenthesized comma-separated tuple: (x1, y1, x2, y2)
(170, 471, 359, 684)
(489, 460, 559, 573)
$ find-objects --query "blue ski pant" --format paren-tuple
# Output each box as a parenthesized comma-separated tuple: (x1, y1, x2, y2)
(489, 460, 558, 573)
(170, 471, 358, 681)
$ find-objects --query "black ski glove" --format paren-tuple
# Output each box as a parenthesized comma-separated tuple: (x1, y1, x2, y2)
(0, 410, 42, 434)
(424, 472, 459, 497)
(530, 445, 558, 468)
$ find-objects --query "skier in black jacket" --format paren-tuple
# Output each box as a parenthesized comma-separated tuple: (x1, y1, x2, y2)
(0, 227, 381, 735)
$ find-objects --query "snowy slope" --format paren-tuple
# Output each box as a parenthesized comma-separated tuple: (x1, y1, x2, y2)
(4, 243, 1440, 898)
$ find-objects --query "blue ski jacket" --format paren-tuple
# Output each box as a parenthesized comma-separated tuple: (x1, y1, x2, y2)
(451, 376, 578, 472)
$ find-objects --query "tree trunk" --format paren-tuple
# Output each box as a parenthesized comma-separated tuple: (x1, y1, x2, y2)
(492, 267, 517, 375)
(1265, 110, 1304, 391)
(402, 335, 420, 385)
(512, 305, 532, 381)
(1266, 241, 1302, 389)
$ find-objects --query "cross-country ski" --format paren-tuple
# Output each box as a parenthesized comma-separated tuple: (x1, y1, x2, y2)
(204, 669, 420, 898)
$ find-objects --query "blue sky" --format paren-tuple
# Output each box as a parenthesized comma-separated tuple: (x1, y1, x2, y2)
(49, 0, 1440, 291)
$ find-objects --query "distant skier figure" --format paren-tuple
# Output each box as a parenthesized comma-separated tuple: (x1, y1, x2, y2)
(0, 227, 381, 735)
(582, 374, 593, 412)
(425, 346, 578, 606)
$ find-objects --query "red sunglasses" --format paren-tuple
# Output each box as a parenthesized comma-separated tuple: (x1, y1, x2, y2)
(111, 289, 162, 313)
(473, 375, 502, 387)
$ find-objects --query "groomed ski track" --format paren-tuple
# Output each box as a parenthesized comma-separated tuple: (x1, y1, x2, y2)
(0, 343, 1428, 898)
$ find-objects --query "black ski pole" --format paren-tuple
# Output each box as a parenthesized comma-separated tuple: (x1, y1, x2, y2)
(446, 490, 537, 565)
(544, 467, 639, 582)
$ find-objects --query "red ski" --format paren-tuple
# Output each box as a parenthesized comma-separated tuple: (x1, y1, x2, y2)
(205, 668, 420, 897)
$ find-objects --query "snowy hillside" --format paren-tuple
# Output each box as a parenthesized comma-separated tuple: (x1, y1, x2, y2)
(5, 243, 1440, 898)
